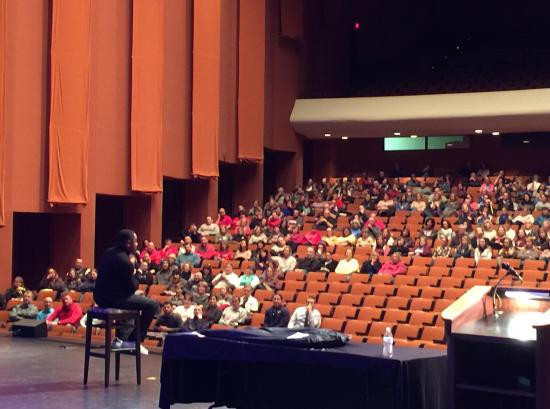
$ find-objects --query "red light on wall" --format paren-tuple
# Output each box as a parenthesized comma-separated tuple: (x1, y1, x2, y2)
(354, 22, 360, 30)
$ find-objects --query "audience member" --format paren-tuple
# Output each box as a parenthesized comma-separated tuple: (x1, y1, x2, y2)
(288, 296, 321, 329)
(36, 296, 54, 321)
(335, 248, 360, 275)
(263, 294, 290, 327)
(219, 296, 248, 327)
(46, 292, 83, 328)
(8, 291, 38, 321)
(154, 302, 183, 333)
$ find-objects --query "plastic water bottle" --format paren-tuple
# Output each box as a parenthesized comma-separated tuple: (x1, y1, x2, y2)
(382, 327, 394, 358)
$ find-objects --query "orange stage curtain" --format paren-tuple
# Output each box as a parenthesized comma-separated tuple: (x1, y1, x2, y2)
(192, 0, 220, 177)
(0, 0, 5, 224)
(238, 0, 265, 163)
(280, 0, 303, 39)
(48, 0, 91, 204)
(131, 0, 163, 192)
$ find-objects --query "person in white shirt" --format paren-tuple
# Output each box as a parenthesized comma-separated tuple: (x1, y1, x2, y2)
(335, 248, 359, 275)
(212, 264, 240, 289)
(288, 296, 321, 329)
(527, 175, 541, 195)
(239, 285, 259, 315)
(272, 246, 297, 273)
(474, 238, 492, 264)
(198, 216, 220, 237)
(219, 296, 248, 327)
(174, 294, 196, 322)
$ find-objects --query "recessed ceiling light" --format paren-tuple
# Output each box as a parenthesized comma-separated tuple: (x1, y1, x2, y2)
(410, 135, 418, 138)
(492, 131, 500, 136)
(394, 132, 401, 136)
(474, 129, 483, 134)
(341, 136, 348, 140)
(523, 140, 530, 144)
(324, 133, 331, 137)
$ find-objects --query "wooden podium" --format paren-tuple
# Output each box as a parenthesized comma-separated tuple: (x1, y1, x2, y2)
(442, 285, 550, 409)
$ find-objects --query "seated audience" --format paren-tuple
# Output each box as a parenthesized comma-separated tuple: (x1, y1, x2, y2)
(335, 248, 360, 275)
(433, 237, 452, 258)
(198, 216, 220, 237)
(154, 302, 183, 333)
(196, 236, 217, 260)
(295, 247, 322, 273)
(46, 292, 83, 328)
(174, 294, 196, 322)
(79, 269, 98, 293)
(263, 294, 290, 328)
(191, 281, 210, 308)
(517, 238, 540, 260)
(212, 264, 240, 289)
(204, 295, 223, 326)
(36, 296, 55, 321)
(216, 208, 233, 228)
(181, 305, 209, 332)
(272, 246, 297, 274)
(238, 267, 260, 289)
(474, 238, 492, 263)
(4, 276, 27, 302)
(360, 253, 382, 277)
(140, 241, 162, 265)
(240, 285, 259, 314)
(378, 253, 406, 277)
(319, 251, 338, 273)
(156, 260, 173, 286)
(9, 291, 38, 321)
(234, 239, 252, 261)
(288, 296, 321, 329)
(219, 296, 248, 327)
(216, 241, 234, 260)
(175, 243, 201, 267)
(39, 268, 65, 293)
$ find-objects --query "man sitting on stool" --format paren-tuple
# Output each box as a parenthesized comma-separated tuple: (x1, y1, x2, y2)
(94, 229, 160, 355)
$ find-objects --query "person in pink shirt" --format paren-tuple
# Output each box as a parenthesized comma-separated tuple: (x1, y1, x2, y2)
(46, 292, 83, 328)
(216, 208, 234, 228)
(196, 236, 217, 260)
(378, 253, 406, 277)
(140, 241, 162, 265)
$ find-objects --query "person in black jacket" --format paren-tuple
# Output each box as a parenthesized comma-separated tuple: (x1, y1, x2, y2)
(295, 247, 322, 273)
(360, 253, 382, 278)
(94, 229, 159, 351)
(263, 294, 290, 328)
(319, 251, 338, 273)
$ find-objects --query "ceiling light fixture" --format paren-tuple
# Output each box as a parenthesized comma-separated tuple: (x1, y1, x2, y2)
(410, 135, 418, 138)
(394, 132, 401, 136)
(342, 136, 349, 140)
(523, 140, 530, 144)
(474, 129, 483, 134)
(492, 131, 500, 136)
(324, 133, 331, 137)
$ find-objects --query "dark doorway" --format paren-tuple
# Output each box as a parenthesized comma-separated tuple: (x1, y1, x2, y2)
(218, 162, 235, 214)
(263, 149, 296, 202)
(12, 212, 79, 289)
(12, 213, 53, 290)
(162, 178, 185, 242)
(95, 195, 124, 267)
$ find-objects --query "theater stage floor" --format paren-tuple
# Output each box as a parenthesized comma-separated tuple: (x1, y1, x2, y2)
(0, 336, 221, 409)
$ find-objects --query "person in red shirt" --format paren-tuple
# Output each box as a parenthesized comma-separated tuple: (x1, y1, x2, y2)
(140, 241, 162, 265)
(160, 238, 178, 259)
(47, 292, 83, 328)
(378, 252, 406, 277)
(196, 236, 217, 260)
(216, 208, 233, 228)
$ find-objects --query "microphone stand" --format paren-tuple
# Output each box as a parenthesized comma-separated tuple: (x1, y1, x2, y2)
(491, 270, 518, 319)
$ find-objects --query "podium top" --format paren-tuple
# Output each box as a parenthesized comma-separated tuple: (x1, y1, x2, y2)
(454, 310, 547, 342)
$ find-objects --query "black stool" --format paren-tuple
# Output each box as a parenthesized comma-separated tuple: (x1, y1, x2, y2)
(83, 307, 141, 387)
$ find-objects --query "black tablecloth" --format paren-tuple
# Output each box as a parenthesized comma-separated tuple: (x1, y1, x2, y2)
(159, 329, 447, 409)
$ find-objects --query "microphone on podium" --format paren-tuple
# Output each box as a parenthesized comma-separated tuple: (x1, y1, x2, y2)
(500, 262, 524, 282)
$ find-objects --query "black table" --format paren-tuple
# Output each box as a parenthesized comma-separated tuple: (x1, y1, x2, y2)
(159, 329, 447, 409)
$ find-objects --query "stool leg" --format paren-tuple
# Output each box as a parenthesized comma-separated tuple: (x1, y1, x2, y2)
(135, 315, 141, 385)
(115, 352, 120, 381)
(83, 314, 93, 385)
(104, 318, 112, 388)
